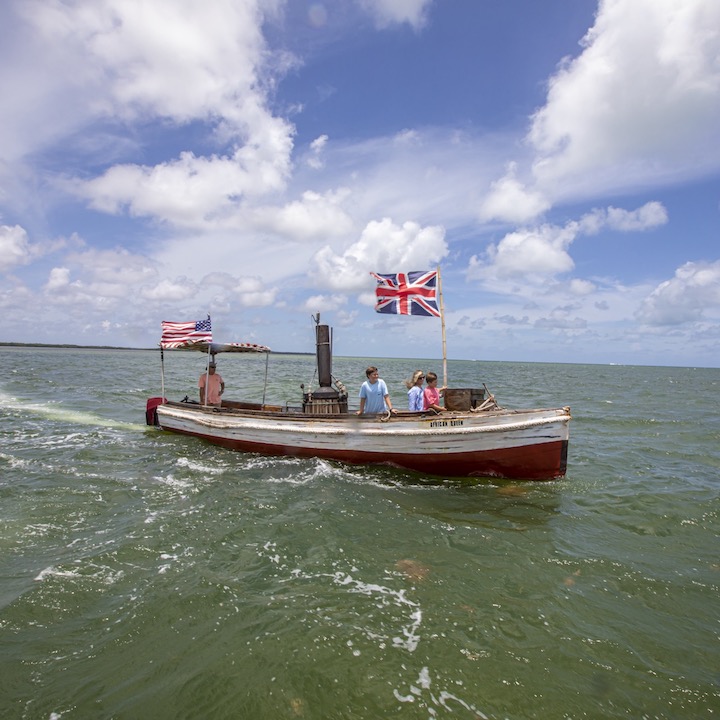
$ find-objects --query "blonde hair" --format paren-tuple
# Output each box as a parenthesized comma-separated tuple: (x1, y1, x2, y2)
(405, 370, 424, 389)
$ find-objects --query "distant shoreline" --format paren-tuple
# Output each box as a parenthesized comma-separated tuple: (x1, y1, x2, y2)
(0, 341, 147, 350)
(2, 343, 714, 368)
(0, 342, 311, 355)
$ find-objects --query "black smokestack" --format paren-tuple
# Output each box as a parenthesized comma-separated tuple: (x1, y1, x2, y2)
(316, 324, 332, 388)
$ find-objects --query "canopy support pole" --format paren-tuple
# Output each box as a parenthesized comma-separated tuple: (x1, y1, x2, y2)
(261, 351, 270, 408)
(202, 349, 211, 406)
(160, 348, 166, 401)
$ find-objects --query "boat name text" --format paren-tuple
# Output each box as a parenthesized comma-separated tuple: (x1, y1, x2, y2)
(429, 419, 465, 428)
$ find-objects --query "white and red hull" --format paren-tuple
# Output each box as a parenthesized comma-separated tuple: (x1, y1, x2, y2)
(154, 402, 571, 480)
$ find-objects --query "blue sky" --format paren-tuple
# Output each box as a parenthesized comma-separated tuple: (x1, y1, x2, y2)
(1, 0, 719, 367)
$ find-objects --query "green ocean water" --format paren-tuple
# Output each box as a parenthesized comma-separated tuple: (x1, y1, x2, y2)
(1, 346, 718, 719)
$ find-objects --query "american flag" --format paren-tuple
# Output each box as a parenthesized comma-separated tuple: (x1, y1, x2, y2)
(371, 271, 440, 317)
(160, 317, 212, 348)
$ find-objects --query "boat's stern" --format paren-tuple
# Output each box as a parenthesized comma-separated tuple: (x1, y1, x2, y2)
(146, 396, 166, 426)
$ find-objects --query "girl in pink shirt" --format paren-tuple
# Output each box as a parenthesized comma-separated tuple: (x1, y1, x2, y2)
(422, 372, 446, 412)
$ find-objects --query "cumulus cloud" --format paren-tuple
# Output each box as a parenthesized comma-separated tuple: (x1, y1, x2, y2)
(569, 278, 596, 295)
(637, 260, 720, 325)
(66, 247, 157, 284)
(4, 0, 295, 228)
(528, 0, 720, 194)
(44, 267, 73, 293)
(236, 288, 278, 307)
(0, 225, 32, 272)
(604, 202, 669, 231)
(478, 163, 550, 223)
(302, 294, 348, 313)
(233, 278, 278, 307)
(141, 278, 198, 302)
(43, 267, 100, 306)
(66, 0, 284, 127)
(358, 0, 432, 30)
(42, 248, 162, 310)
(200, 272, 278, 307)
(76, 144, 292, 228)
(312, 217, 448, 291)
(249, 189, 353, 241)
(579, 201, 668, 234)
(468, 223, 577, 282)
(468, 201, 668, 285)
(0, 224, 75, 275)
(0, 281, 33, 312)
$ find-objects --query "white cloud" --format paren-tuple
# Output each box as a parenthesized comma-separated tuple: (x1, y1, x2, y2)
(200, 272, 277, 307)
(478, 163, 550, 223)
(2, 0, 295, 228)
(306, 134, 329, 169)
(637, 260, 720, 325)
(468, 201, 669, 286)
(570, 278, 596, 295)
(141, 278, 198, 302)
(67, 247, 157, 284)
(236, 288, 278, 307)
(0, 224, 74, 274)
(249, 189, 353, 241)
(468, 223, 577, 282)
(0, 225, 32, 272)
(18, 0, 284, 126)
(358, 0, 432, 30)
(534, 312, 588, 330)
(605, 201, 668, 231)
(43, 267, 97, 306)
(0, 281, 33, 312)
(303, 294, 348, 313)
(312, 217, 448, 291)
(580, 201, 669, 233)
(43, 248, 162, 310)
(234, 276, 267, 295)
(75, 145, 293, 228)
(499, 226, 574, 277)
(44, 267, 73, 293)
(232, 274, 264, 295)
(528, 0, 720, 196)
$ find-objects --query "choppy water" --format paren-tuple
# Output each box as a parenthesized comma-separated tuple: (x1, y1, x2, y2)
(1, 347, 718, 719)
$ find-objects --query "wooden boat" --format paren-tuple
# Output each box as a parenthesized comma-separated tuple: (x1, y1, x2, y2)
(146, 323, 570, 480)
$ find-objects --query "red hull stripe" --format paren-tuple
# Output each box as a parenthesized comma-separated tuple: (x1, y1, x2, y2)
(166, 428, 568, 480)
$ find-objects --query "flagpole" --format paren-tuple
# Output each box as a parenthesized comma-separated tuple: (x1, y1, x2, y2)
(438, 265, 447, 389)
(203, 314, 211, 406)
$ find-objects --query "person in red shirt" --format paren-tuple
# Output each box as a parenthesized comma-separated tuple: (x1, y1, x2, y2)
(198, 362, 224, 406)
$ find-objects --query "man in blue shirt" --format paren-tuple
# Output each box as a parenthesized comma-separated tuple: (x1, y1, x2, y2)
(357, 366, 397, 415)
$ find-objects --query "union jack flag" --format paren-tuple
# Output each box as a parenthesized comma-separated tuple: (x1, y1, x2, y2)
(370, 271, 440, 317)
(160, 317, 212, 348)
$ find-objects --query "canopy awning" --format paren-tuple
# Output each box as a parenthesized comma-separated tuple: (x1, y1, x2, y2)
(160, 340, 271, 353)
